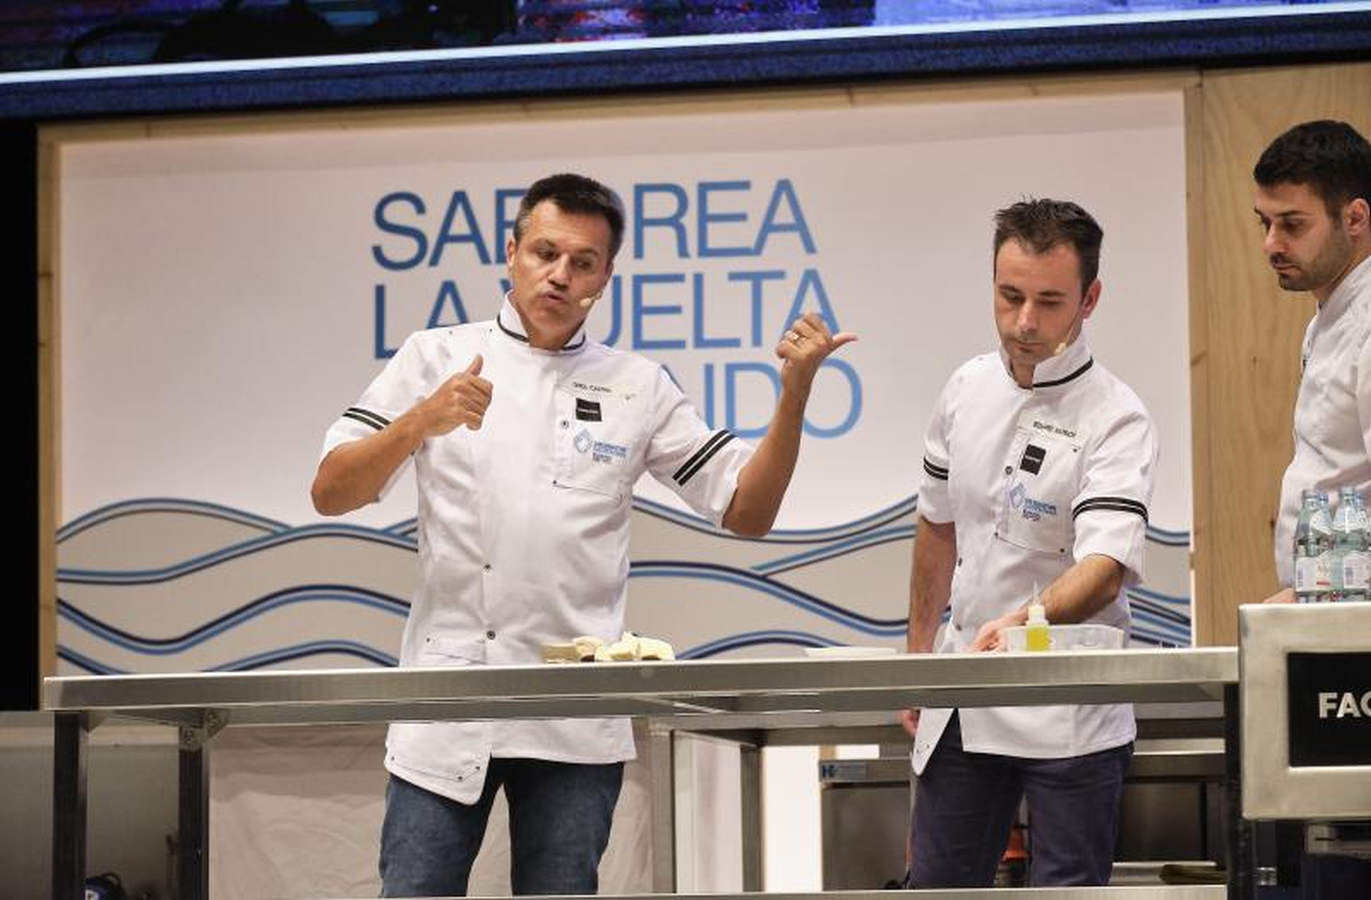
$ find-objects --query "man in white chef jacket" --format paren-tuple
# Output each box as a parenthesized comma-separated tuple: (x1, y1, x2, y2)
(1253, 121, 1371, 897)
(1254, 121, 1371, 603)
(311, 172, 855, 897)
(902, 199, 1157, 887)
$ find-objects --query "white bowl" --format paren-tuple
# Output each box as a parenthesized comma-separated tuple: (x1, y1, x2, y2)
(1003, 623, 1125, 652)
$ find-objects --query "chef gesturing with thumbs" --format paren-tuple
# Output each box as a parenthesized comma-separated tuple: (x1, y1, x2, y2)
(311, 173, 855, 898)
(308, 354, 491, 515)
(417, 355, 492, 434)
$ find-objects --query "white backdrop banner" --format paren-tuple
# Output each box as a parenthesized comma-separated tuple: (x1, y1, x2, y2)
(56, 90, 1193, 674)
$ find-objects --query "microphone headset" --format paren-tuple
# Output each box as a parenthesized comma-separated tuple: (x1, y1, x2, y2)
(1051, 285, 1094, 356)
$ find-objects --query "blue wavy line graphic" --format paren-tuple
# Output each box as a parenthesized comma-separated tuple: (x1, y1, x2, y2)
(1127, 585, 1190, 605)
(1127, 599, 1191, 628)
(1128, 610, 1191, 644)
(58, 497, 289, 543)
(62, 496, 1192, 547)
(57, 585, 409, 656)
(55, 581, 1188, 658)
(58, 524, 418, 584)
(636, 495, 1188, 546)
(205, 641, 397, 670)
(58, 646, 128, 675)
(1144, 526, 1190, 547)
(753, 525, 915, 574)
(386, 518, 419, 536)
(58, 640, 398, 674)
(1129, 632, 1184, 649)
(633, 494, 920, 544)
(58, 498, 1192, 584)
(630, 561, 908, 636)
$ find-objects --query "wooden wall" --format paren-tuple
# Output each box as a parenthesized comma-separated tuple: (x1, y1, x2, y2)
(1189, 62, 1371, 645)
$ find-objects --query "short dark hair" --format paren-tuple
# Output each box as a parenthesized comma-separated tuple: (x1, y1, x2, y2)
(514, 173, 625, 259)
(1253, 120, 1371, 217)
(993, 198, 1103, 291)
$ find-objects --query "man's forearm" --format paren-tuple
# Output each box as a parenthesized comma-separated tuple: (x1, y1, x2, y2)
(965, 552, 1127, 651)
(311, 411, 426, 516)
(1040, 553, 1125, 623)
(909, 517, 956, 652)
(720, 386, 807, 537)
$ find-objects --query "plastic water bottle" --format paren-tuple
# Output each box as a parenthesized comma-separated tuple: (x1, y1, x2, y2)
(1339, 487, 1371, 602)
(1294, 489, 1334, 603)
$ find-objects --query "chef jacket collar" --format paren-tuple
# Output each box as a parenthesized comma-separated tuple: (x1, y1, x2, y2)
(496, 293, 588, 354)
(998, 332, 1094, 391)
(1317, 252, 1371, 323)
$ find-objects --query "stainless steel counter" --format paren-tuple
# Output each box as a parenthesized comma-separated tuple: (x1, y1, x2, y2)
(43, 649, 1244, 900)
(44, 648, 1236, 726)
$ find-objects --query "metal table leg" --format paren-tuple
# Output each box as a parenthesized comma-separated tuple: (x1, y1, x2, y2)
(739, 743, 761, 892)
(648, 723, 677, 893)
(177, 724, 211, 900)
(52, 712, 90, 900)
(1224, 683, 1254, 900)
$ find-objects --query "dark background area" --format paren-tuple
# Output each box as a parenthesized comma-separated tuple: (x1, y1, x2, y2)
(0, 1, 888, 71)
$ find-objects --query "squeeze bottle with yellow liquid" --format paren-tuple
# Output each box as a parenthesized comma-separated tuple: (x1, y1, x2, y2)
(1024, 586, 1051, 652)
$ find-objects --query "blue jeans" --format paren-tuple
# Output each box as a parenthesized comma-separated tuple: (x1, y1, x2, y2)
(909, 712, 1132, 888)
(379, 758, 624, 897)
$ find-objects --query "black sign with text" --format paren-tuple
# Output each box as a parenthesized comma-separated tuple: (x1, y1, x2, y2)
(1287, 652, 1371, 768)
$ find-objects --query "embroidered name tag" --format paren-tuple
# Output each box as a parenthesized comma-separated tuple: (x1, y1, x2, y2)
(575, 398, 602, 422)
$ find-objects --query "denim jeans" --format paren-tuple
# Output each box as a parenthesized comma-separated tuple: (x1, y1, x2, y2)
(909, 711, 1132, 888)
(379, 758, 624, 897)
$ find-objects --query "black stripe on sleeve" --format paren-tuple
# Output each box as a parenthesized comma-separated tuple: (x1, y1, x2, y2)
(343, 407, 390, 431)
(672, 430, 730, 483)
(674, 431, 736, 487)
(923, 457, 949, 481)
(1072, 496, 1148, 523)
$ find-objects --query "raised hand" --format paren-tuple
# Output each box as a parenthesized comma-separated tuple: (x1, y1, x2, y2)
(775, 311, 858, 395)
(417, 354, 493, 436)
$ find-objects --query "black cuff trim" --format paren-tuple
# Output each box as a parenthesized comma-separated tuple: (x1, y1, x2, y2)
(1072, 495, 1148, 523)
(343, 407, 390, 431)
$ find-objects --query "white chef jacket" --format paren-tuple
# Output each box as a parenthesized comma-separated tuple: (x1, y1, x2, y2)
(322, 296, 753, 804)
(1274, 254, 1371, 587)
(911, 337, 1157, 775)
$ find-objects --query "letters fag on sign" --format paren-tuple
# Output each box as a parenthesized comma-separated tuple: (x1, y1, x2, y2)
(1286, 651, 1371, 768)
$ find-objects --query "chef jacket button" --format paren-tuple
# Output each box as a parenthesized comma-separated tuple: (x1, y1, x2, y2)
(483, 563, 492, 572)
(486, 630, 496, 640)
(560, 419, 569, 429)
(956, 556, 962, 567)
(1004, 466, 1012, 475)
